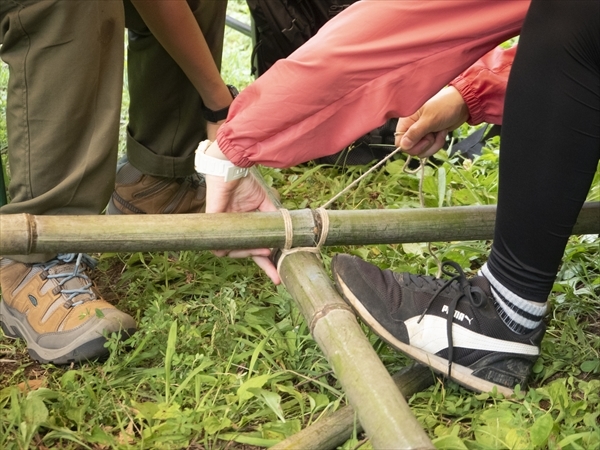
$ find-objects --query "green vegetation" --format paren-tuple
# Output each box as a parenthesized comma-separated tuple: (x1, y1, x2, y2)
(1, 1, 599, 448)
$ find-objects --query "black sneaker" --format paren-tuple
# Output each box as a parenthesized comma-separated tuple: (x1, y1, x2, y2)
(331, 254, 545, 396)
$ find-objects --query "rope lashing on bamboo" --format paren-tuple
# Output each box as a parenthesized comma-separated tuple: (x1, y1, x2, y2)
(274, 144, 408, 277)
(273, 138, 452, 281)
(280, 208, 294, 250)
(274, 145, 406, 278)
(276, 207, 330, 275)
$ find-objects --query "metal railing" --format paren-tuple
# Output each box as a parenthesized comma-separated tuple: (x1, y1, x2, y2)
(226, 15, 252, 37)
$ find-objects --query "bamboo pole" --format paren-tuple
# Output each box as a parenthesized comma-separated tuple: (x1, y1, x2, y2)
(258, 170, 434, 448)
(278, 251, 434, 449)
(270, 364, 435, 450)
(1, 202, 598, 255)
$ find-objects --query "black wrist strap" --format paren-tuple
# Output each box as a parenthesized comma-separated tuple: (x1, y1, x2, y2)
(202, 85, 239, 123)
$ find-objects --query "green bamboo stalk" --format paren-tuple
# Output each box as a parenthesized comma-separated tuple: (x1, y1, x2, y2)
(278, 251, 434, 449)
(270, 364, 435, 450)
(1, 202, 598, 255)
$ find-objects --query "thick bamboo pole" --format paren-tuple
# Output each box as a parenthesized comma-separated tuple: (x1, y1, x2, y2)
(278, 251, 434, 449)
(270, 364, 435, 450)
(1, 202, 598, 255)
(259, 171, 433, 448)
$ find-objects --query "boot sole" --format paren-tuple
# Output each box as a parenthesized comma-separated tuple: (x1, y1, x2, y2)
(334, 275, 515, 397)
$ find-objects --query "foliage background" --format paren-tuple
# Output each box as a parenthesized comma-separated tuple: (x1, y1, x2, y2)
(1, 1, 599, 449)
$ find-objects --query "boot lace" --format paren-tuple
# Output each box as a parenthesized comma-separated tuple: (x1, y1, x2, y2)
(39, 253, 98, 308)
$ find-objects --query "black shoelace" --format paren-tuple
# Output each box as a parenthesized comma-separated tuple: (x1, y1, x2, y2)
(416, 260, 485, 379)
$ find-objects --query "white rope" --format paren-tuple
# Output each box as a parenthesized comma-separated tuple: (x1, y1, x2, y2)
(279, 208, 294, 250)
(314, 207, 330, 248)
(274, 142, 446, 278)
(320, 146, 404, 209)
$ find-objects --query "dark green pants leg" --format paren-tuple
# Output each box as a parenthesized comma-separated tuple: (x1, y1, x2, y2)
(0, 0, 124, 262)
(125, 0, 227, 178)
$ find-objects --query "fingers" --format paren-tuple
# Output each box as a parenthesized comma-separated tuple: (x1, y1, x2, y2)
(394, 117, 416, 148)
(211, 247, 272, 258)
(396, 115, 439, 153)
(395, 86, 469, 158)
(421, 130, 448, 158)
(402, 130, 448, 157)
(210, 249, 281, 284)
(400, 131, 435, 155)
(225, 248, 273, 258)
(258, 194, 279, 213)
(252, 255, 281, 285)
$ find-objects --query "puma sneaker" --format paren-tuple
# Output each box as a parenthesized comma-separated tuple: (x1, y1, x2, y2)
(331, 254, 545, 396)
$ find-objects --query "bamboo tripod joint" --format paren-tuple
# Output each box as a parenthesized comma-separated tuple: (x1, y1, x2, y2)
(277, 207, 328, 250)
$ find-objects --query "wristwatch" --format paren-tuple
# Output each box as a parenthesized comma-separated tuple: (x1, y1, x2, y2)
(202, 85, 239, 123)
(195, 140, 248, 182)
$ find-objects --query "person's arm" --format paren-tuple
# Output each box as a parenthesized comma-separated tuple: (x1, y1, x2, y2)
(214, 1, 526, 168)
(201, 44, 516, 282)
(396, 45, 515, 157)
(130, 0, 233, 138)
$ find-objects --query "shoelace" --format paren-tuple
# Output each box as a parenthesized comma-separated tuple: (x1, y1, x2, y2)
(185, 172, 206, 190)
(416, 260, 485, 379)
(39, 253, 98, 307)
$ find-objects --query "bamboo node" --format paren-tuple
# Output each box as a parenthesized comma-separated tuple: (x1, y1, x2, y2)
(308, 303, 355, 334)
(27, 214, 36, 255)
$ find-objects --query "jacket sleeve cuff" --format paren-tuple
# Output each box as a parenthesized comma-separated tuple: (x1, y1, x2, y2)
(450, 76, 484, 125)
(448, 45, 516, 126)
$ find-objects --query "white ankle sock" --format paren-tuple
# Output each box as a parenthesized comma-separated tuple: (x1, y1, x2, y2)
(480, 264, 547, 334)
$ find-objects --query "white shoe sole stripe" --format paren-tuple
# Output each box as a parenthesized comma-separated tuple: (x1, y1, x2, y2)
(405, 316, 539, 355)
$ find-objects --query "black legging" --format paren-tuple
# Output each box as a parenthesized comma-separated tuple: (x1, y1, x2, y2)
(487, 0, 600, 302)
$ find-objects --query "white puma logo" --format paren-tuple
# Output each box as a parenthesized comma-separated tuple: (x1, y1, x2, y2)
(441, 305, 473, 325)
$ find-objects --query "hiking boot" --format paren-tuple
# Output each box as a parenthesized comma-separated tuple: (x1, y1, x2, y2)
(331, 254, 545, 396)
(0, 254, 136, 364)
(106, 161, 206, 214)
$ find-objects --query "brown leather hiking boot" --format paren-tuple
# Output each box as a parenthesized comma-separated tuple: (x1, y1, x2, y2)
(106, 161, 206, 214)
(0, 254, 136, 364)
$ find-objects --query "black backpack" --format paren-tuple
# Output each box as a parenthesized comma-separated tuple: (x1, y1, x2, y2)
(247, 0, 359, 77)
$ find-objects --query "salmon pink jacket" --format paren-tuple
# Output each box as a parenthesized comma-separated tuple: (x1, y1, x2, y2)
(217, 0, 528, 168)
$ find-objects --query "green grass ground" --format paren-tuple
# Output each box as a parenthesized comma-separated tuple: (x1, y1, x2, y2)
(1, 1, 599, 449)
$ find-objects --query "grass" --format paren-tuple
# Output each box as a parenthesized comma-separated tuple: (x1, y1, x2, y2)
(1, 1, 600, 449)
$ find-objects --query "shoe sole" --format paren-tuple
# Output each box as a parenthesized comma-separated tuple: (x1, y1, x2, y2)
(0, 300, 135, 365)
(334, 275, 515, 397)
